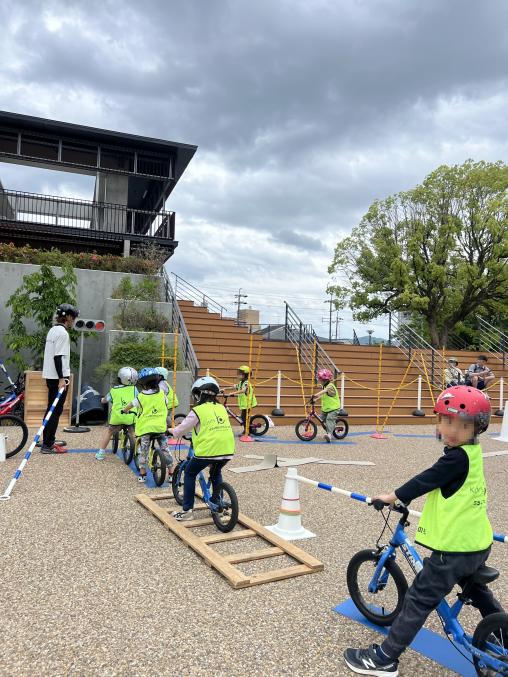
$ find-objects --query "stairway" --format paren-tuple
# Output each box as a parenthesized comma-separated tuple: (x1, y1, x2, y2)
(178, 300, 508, 426)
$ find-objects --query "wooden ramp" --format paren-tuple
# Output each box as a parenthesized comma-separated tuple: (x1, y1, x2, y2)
(136, 493, 324, 589)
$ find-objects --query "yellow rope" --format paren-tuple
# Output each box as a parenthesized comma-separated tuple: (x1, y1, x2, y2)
(294, 345, 308, 413)
(380, 352, 416, 430)
(345, 376, 419, 391)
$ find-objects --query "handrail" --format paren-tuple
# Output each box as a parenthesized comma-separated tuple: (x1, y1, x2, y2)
(161, 268, 200, 379)
(390, 314, 445, 386)
(478, 316, 507, 368)
(171, 272, 229, 317)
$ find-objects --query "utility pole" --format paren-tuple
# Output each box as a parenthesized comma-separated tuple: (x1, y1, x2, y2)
(335, 315, 343, 341)
(323, 293, 334, 343)
(234, 288, 248, 325)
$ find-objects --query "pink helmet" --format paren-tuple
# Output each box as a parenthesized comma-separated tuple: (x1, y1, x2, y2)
(434, 385, 491, 434)
(317, 368, 333, 381)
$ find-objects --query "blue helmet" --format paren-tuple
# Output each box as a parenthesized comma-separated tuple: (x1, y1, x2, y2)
(137, 367, 159, 386)
(154, 366, 169, 380)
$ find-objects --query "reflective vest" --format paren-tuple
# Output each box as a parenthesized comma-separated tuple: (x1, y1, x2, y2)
(135, 390, 168, 437)
(192, 402, 235, 458)
(236, 379, 257, 410)
(161, 380, 179, 408)
(321, 383, 341, 413)
(109, 385, 136, 426)
(416, 444, 493, 553)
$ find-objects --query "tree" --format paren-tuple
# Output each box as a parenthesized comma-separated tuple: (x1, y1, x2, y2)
(5, 264, 78, 372)
(328, 160, 508, 347)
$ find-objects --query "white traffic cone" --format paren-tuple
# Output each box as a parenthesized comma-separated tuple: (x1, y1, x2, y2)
(266, 467, 315, 540)
(0, 434, 6, 462)
(493, 402, 508, 442)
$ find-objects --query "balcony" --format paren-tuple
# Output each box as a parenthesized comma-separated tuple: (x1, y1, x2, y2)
(0, 189, 177, 257)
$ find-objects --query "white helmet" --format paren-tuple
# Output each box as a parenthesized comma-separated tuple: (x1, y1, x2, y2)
(191, 376, 220, 400)
(154, 366, 169, 380)
(118, 367, 138, 386)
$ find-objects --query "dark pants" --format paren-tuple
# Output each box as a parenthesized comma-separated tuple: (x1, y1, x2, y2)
(183, 457, 230, 511)
(240, 409, 247, 433)
(42, 379, 68, 447)
(382, 548, 504, 659)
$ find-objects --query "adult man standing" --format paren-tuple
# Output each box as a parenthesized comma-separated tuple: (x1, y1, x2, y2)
(40, 303, 79, 454)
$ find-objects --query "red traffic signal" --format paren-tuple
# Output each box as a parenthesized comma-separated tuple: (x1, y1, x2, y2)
(74, 319, 106, 333)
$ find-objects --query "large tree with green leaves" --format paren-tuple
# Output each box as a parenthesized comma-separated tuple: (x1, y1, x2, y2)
(328, 160, 508, 347)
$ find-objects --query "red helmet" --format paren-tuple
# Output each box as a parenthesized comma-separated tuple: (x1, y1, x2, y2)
(434, 385, 491, 434)
(317, 368, 333, 381)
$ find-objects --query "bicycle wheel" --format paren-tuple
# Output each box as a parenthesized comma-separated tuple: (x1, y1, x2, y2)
(111, 432, 119, 455)
(295, 419, 317, 441)
(211, 481, 239, 533)
(172, 462, 185, 505)
(347, 549, 408, 626)
(121, 431, 135, 465)
(173, 413, 191, 441)
(0, 414, 29, 459)
(472, 612, 508, 676)
(333, 418, 349, 440)
(151, 448, 167, 487)
(249, 415, 269, 437)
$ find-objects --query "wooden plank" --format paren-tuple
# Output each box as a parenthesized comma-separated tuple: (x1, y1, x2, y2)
(201, 529, 257, 545)
(247, 564, 314, 587)
(237, 513, 324, 571)
(181, 517, 215, 528)
(224, 547, 285, 564)
(135, 494, 250, 589)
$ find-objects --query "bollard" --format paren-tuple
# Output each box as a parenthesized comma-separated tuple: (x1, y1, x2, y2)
(338, 372, 348, 417)
(495, 378, 504, 417)
(271, 370, 285, 417)
(412, 375, 425, 417)
(493, 401, 508, 443)
(0, 434, 6, 462)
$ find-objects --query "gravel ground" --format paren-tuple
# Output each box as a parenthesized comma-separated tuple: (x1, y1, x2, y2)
(0, 420, 507, 677)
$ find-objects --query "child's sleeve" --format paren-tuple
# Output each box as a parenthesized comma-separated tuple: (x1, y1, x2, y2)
(130, 397, 140, 409)
(395, 448, 469, 505)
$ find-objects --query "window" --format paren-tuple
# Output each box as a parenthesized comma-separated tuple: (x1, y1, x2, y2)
(21, 134, 59, 161)
(61, 141, 98, 167)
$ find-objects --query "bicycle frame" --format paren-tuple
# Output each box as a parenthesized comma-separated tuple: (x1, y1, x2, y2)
(304, 401, 326, 428)
(178, 447, 220, 511)
(372, 511, 508, 673)
(221, 396, 243, 426)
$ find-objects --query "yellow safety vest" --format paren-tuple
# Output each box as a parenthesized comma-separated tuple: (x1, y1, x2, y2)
(192, 402, 235, 458)
(109, 385, 136, 426)
(321, 383, 341, 413)
(236, 380, 257, 410)
(135, 391, 168, 437)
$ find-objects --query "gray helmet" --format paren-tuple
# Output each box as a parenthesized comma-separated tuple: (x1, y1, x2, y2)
(191, 376, 220, 399)
(56, 303, 79, 319)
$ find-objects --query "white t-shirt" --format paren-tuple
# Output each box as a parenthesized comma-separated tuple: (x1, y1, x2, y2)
(42, 325, 71, 379)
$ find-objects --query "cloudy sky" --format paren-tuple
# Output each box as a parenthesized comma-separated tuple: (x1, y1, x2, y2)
(2, 0, 508, 340)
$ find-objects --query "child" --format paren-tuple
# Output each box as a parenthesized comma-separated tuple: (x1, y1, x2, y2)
(223, 365, 257, 434)
(168, 376, 235, 522)
(154, 366, 179, 424)
(122, 367, 172, 483)
(312, 368, 341, 442)
(344, 385, 504, 676)
(95, 367, 138, 461)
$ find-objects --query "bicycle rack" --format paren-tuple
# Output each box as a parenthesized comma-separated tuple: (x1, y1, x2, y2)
(136, 491, 323, 588)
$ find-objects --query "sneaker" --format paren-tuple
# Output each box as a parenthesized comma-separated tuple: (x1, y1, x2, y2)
(324, 433, 331, 443)
(138, 474, 146, 484)
(172, 509, 194, 521)
(95, 450, 106, 461)
(40, 444, 67, 454)
(343, 644, 398, 676)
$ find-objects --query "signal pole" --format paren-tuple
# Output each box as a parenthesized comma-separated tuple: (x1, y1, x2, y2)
(234, 288, 248, 325)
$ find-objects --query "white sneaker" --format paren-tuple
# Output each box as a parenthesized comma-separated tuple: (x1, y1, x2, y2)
(324, 433, 331, 443)
(172, 509, 194, 521)
(138, 475, 146, 483)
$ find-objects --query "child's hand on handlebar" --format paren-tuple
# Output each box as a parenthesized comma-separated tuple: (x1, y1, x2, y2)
(167, 427, 175, 436)
(371, 492, 397, 508)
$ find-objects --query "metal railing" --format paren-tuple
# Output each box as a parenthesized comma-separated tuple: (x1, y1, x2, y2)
(0, 189, 175, 241)
(283, 302, 342, 380)
(478, 317, 507, 367)
(171, 272, 229, 317)
(161, 268, 200, 379)
(390, 314, 445, 386)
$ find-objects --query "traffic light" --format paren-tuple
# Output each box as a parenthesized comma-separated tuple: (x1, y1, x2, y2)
(74, 319, 106, 333)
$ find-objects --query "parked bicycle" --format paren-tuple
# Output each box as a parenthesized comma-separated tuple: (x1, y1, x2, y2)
(347, 501, 508, 676)
(0, 371, 28, 458)
(295, 398, 349, 441)
(172, 445, 239, 532)
(221, 394, 269, 436)
(0, 372, 25, 420)
(132, 434, 167, 487)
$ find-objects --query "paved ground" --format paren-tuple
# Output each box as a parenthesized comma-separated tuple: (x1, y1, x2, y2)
(1, 421, 507, 676)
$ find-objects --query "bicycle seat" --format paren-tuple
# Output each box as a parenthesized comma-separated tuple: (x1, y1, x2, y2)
(469, 565, 499, 586)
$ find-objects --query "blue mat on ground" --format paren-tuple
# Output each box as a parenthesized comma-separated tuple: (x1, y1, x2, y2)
(334, 598, 475, 676)
(393, 433, 434, 439)
(347, 431, 384, 437)
(253, 437, 355, 445)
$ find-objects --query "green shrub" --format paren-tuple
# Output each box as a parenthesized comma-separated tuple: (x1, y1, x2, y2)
(95, 334, 181, 382)
(113, 304, 170, 333)
(111, 276, 161, 301)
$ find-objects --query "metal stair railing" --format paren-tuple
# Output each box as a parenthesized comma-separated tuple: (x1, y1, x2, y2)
(161, 268, 200, 379)
(284, 302, 342, 380)
(171, 272, 229, 318)
(477, 317, 507, 368)
(390, 314, 445, 387)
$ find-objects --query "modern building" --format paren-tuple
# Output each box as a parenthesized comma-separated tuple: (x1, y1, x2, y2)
(0, 110, 197, 260)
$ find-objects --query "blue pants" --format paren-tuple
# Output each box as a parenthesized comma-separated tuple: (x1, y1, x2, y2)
(183, 457, 230, 511)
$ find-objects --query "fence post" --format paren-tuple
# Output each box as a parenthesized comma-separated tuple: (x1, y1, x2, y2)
(495, 377, 504, 417)
(412, 375, 425, 416)
(272, 370, 284, 417)
(338, 372, 348, 417)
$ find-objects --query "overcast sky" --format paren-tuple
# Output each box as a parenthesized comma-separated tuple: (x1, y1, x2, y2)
(2, 0, 508, 340)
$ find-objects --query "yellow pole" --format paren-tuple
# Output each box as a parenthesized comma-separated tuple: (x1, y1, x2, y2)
(441, 346, 445, 389)
(171, 328, 179, 426)
(380, 352, 415, 430)
(294, 345, 308, 413)
(242, 334, 254, 439)
(310, 339, 317, 400)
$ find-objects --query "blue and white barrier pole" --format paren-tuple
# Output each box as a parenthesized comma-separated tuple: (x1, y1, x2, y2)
(0, 360, 16, 388)
(292, 471, 507, 546)
(0, 386, 66, 501)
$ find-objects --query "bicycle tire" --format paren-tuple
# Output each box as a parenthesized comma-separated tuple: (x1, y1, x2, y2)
(172, 461, 185, 505)
(333, 418, 349, 440)
(151, 448, 167, 487)
(211, 481, 239, 533)
(133, 442, 140, 471)
(472, 611, 508, 676)
(295, 419, 317, 441)
(1, 414, 29, 459)
(111, 432, 119, 455)
(249, 415, 269, 437)
(121, 431, 135, 465)
(347, 549, 408, 626)
(173, 413, 191, 441)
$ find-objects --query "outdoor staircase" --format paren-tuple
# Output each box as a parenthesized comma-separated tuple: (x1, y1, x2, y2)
(177, 300, 508, 427)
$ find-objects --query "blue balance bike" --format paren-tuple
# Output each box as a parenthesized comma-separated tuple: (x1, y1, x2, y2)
(347, 501, 508, 676)
(171, 446, 239, 532)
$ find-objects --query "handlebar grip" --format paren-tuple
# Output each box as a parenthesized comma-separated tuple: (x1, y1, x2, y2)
(371, 499, 389, 511)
